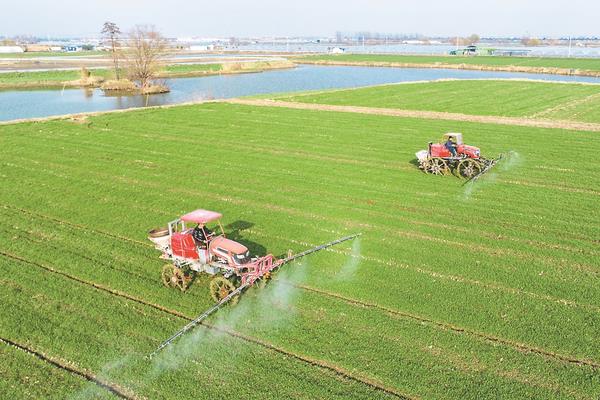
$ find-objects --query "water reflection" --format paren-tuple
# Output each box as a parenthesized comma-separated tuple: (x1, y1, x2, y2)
(2, 65, 600, 121)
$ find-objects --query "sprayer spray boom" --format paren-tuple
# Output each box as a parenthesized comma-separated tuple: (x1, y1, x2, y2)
(463, 153, 504, 185)
(149, 233, 361, 358)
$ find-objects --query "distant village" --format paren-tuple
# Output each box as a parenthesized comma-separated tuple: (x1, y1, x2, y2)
(1, 34, 600, 55)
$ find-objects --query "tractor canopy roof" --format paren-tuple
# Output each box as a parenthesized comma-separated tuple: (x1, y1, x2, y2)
(181, 209, 222, 224)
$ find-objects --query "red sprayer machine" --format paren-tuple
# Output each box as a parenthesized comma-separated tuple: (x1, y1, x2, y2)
(148, 209, 360, 357)
(416, 132, 503, 182)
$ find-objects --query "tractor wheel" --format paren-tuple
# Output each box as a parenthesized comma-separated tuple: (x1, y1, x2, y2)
(161, 264, 176, 288)
(161, 264, 192, 291)
(209, 276, 239, 305)
(457, 159, 482, 179)
(175, 269, 195, 292)
(173, 269, 187, 291)
(426, 158, 449, 175)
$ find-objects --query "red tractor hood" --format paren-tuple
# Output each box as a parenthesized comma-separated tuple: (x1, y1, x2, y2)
(209, 236, 248, 254)
(461, 145, 481, 158)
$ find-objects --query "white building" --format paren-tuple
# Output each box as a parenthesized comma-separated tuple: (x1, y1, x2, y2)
(0, 46, 24, 53)
(189, 44, 215, 52)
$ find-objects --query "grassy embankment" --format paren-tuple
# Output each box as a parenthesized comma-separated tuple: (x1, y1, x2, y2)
(0, 96, 599, 399)
(298, 54, 600, 76)
(276, 79, 600, 123)
(0, 61, 294, 90)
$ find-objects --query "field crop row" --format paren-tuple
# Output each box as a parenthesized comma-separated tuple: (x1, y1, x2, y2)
(0, 251, 394, 399)
(1, 106, 598, 352)
(1, 101, 598, 398)
(1, 209, 597, 399)
(2, 151, 598, 310)
(277, 79, 600, 123)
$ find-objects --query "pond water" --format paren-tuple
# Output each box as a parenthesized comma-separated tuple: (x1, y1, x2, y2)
(2, 64, 600, 122)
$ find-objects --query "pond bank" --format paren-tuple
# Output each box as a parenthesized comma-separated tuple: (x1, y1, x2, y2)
(298, 59, 600, 78)
(0, 61, 296, 90)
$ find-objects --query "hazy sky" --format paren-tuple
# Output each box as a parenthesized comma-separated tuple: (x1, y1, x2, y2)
(2, 0, 597, 38)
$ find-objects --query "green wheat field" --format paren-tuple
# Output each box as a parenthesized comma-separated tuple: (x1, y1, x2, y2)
(1, 81, 599, 399)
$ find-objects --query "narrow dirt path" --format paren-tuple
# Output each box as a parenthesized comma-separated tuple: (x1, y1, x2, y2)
(0, 337, 140, 400)
(226, 98, 600, 132)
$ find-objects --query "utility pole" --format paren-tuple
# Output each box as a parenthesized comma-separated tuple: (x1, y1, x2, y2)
(568, 36, 572, 57)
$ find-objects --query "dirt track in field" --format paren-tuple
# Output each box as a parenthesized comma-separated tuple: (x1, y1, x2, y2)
(226, 98, 600, 132)
(0, 337, 140, 400)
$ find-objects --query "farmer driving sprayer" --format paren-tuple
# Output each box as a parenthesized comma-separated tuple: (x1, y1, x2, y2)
(415, 132, 503, 181)
(444, 136, 458, 157)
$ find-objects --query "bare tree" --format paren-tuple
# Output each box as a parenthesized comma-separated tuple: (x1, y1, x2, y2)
(126, 25, 168, 91)
(521, 36, 541, 46)
(102, 21, 122, 80)
(0, 38, 17, 46)
(465, 34, 480, 45)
